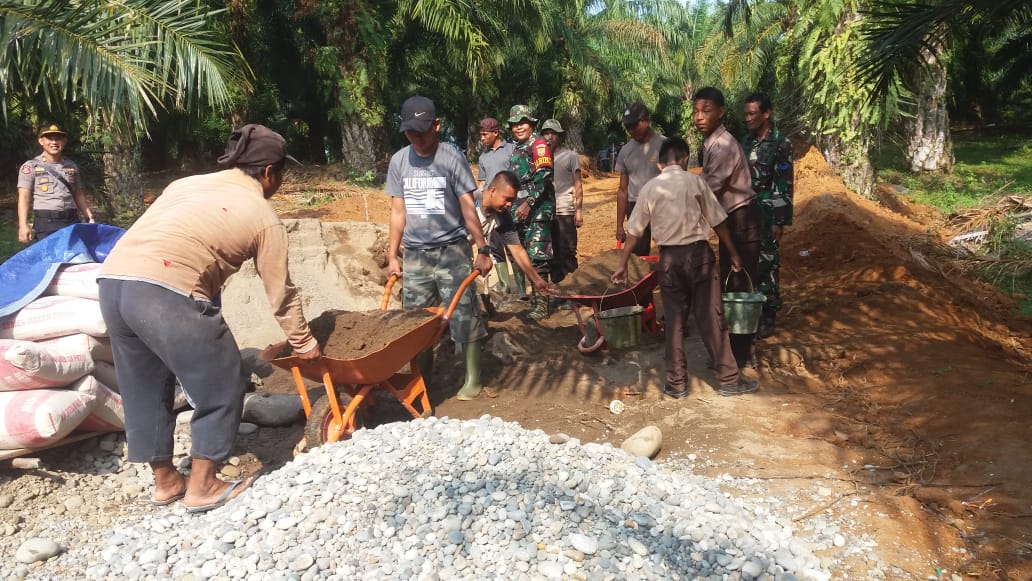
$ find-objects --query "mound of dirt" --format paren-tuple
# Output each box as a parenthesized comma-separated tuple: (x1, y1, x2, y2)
(307, 309, 438, 360)
(555, 249, 653, 296)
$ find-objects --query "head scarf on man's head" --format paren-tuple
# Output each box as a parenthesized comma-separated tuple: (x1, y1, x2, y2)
(217, 124, 300, 168)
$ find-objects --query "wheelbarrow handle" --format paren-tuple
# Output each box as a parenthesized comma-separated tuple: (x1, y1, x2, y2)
(381, 269, 482, 321)
(442, 269, 482, 323)
(381, 274, 399, 312)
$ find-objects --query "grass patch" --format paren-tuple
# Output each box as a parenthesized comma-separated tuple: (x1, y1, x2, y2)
(0, 211, 22, 265)
(877, 131, 1032, 214)
(878, 129, 1032, 315)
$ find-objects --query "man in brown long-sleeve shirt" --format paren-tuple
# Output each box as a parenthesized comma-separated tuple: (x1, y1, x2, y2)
(98, 124, 321, 513)
(693, 87, 764, 368)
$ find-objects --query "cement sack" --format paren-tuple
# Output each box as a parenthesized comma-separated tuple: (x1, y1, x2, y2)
(0, 388, 96, 449)
(0, 296, 107, 341)
(44, 263, 101, 300)
(75, 375, 124, 432)
(91, 361, 119, 392)
(38, 333, 114, 364)
(0, 339, 94, 392)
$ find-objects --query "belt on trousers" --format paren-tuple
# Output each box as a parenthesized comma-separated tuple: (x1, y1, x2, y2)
(34, 209, 78, 219)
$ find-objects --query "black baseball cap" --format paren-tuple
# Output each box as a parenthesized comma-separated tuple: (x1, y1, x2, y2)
(400, 96, 437, 133)
(622, 102, 650, 126)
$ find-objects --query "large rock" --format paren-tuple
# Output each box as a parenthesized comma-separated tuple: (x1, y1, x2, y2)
(222, 219, 389, 351)
(620, 425, 662, 459)
(15, 538, 62, 564)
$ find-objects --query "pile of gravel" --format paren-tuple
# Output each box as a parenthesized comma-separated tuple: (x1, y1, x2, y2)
(25, 416, 832, 580)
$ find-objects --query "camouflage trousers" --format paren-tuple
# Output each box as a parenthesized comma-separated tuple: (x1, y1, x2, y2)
(757, 236, 782, 313)
(402, 238, 487, 344)
(517, 219, 553, 277)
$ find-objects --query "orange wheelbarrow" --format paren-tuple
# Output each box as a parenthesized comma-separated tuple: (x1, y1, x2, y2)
(270, 270, 479, 449)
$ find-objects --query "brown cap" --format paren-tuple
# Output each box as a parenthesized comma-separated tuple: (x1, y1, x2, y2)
(479, 118, 501, 132)
(38, 124, 67, 138)
(217, 124, 300, 168)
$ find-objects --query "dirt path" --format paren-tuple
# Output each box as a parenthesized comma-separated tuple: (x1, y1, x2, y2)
(267, 149, 1032, 579)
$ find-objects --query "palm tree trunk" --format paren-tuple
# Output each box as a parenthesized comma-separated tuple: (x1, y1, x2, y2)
(339, 115, 383, 174)
(563, 104, 585, 154)
(818, 133, 875, 199)
(905, 49, 954, 172)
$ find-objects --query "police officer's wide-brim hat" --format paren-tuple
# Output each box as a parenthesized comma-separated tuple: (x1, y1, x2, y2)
(38, 124, 67, 138)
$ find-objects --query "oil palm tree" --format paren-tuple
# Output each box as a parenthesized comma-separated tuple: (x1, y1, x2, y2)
(0, 0, 250, 134)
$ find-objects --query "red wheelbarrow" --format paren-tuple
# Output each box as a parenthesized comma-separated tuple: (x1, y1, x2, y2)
(550, 255, 660, 354)
(268, 270, 479, 449)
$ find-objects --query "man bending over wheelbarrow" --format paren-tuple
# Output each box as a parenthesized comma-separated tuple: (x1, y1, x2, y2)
(98, 125, 323, 513)
(386, 96, 494, 401)
(478, 171, 550, 297)
(611, 137, 759, 398)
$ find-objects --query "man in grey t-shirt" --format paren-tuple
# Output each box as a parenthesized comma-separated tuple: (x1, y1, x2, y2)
(615, 102, 667, 257)
(386, 96, 494, 401)
(541, 119, 582, 284)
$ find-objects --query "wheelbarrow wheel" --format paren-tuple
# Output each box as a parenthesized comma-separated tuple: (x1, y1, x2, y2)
(304, 391, 364, 448)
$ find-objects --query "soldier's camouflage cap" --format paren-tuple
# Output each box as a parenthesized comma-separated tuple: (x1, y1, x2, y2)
(507, 105, 538, 125)
(540, 119, 564, 134)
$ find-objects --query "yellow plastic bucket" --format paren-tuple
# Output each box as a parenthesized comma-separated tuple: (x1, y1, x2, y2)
(721, 272, 765, 335)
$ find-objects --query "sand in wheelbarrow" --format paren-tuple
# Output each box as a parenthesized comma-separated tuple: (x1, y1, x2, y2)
(554, 249, 653, 297)
(280, 309, 438, 360)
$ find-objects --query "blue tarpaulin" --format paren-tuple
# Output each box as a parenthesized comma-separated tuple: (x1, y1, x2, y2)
(0, 223, 125, 318)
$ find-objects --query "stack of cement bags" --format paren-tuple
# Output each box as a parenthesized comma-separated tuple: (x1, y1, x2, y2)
(0, 263, 124, 451)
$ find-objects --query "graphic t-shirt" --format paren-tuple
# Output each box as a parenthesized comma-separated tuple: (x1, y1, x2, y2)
(386, 143, 477, 250)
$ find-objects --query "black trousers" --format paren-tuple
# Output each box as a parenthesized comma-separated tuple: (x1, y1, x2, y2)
(717, 202, 764, 363)
(98, 279, 244, 463)
(550, 214, 579, 283)
(33, 210, 79, 240)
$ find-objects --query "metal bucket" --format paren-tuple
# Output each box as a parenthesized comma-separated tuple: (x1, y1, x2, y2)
(721, 272, 765, 335)
(598, 305, 644, 349)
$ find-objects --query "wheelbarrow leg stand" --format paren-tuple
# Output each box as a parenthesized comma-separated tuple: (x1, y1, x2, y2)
(289, 365, 364, 445)
(384, 358, 433, 419)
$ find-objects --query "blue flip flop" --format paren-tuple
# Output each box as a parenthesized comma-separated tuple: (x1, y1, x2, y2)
(184, 478, 252, 514)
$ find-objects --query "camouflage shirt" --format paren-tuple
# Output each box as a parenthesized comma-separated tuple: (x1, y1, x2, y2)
(509, 134, 555, 221)
(742, 125, 793, 226)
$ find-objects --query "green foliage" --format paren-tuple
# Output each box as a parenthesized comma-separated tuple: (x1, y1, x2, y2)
(0, 211, 20, 265)
(0, 0, 253, 139)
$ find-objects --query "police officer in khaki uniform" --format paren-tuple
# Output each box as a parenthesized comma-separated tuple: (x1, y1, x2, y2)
(17, 123, 95, 243)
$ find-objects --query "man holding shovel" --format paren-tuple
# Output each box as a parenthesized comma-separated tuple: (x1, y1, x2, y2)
(611, 138, 758, 397)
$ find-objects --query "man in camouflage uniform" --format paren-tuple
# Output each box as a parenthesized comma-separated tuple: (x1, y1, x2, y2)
(742, 92, 793, 338)
(506, 104, 555, 320)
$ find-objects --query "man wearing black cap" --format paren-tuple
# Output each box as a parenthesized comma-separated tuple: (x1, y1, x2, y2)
(16, 123, 95, 243)
(615, 103, 666, 257)
(386, 96, 494, 401)
(98, 124, 322, 513)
